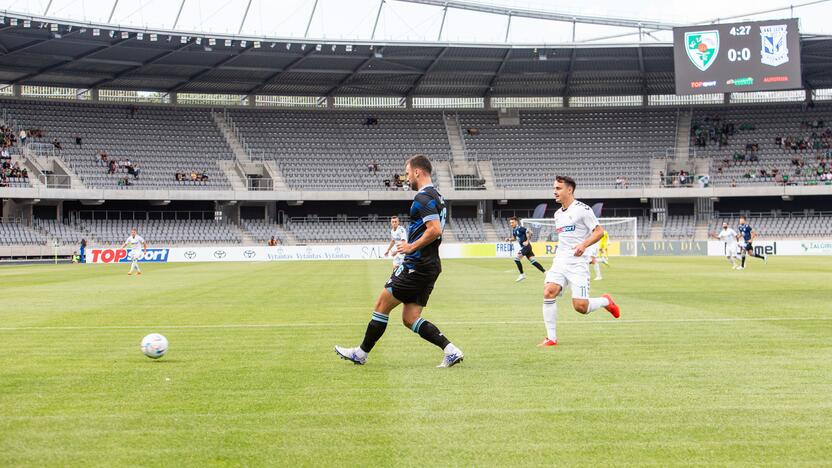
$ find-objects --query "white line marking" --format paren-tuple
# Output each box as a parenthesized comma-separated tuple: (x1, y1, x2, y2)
(0, 316, 829, 331)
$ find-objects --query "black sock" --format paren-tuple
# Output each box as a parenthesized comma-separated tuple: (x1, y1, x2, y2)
(754, 253, 766, 260)
(741, 255, 747, 267)
(411, 318, 451, 350)
(514, 259, 524, 274)
(530, 258, 546, 272)
(360, 312, 389, 353)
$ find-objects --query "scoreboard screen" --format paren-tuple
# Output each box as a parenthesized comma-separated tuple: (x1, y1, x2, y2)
(673, 18, 802, 95)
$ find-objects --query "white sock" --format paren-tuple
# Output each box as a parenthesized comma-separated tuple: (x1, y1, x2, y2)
(443, 343, 459, 354)
(543, 299, 557, 341)
(594, 262, 601, 277)
(354, 347, 368, 359)
(587, 297, 610, 313)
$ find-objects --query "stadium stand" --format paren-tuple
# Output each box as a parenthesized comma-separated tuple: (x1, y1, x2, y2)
(32, 219, 89, 245)
(450, 217, 486, 242)
(458, 109, 678, 189)
(713, 212, 832, 238)
(226, 109, 452, 190)
(71, 219, 242, 245)
(286, 216, 397, 243)
(240, 219, 286, 244)
(663, 215, 696, 240)
(0, 98, 234, 190)
(691, 103, 832, 187)
(0, 221, 46, 245)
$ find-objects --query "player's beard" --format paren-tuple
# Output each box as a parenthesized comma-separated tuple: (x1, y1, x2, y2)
(408, 178, 418, 191)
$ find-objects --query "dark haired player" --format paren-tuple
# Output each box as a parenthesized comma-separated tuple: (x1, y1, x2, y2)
(737, 215, 767, 269)
(507, 216, 546, 282)
(539, 175, 620, 347)
(335, 155, 464, 368)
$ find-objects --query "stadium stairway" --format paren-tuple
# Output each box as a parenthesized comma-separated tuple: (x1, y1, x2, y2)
(263, 161, 290, 192)
(443, 114, 467, 162)
(275, 224, 298, 245)
(649, 223, 664, 240)
(217, 160, 247, 191)
(482, 222, 501, 242)
(235, 224, 256, 245)
(433, 160, 453, 190)
(675, 109, 692, 160)
(476, 160, 497, 191)
(211, 111, 250, 163)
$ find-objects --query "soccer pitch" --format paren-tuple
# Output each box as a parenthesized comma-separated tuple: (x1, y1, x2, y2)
(1, 257, 830, 466)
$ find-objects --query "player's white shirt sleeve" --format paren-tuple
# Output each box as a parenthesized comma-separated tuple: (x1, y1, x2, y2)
(718, 229, 738, 245)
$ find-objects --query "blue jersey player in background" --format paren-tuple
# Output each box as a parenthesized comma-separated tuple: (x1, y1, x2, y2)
(507, 216, 546, 282)
(335, 155, 464, 368)
(738, 215, 767, 269)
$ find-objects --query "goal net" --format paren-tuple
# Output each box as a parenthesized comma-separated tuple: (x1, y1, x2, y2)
(520, 217, 638, 257)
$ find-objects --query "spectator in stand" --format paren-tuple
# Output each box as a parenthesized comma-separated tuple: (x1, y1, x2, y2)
(659, 171, 665, 186)
(98, 151, 108, 167)
(75, 136, 82, 147)
(18, 129, 27, 145)
(107, 159, 117, 175)
(52, 138, 62, 150)
(615, 176, 624, 188)
(268, 236, 278, 246)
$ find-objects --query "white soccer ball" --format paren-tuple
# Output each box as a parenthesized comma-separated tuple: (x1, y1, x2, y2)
(140, 333, 169, 359)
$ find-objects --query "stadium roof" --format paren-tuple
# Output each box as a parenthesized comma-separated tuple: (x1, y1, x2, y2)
(0, 10, 831, 96)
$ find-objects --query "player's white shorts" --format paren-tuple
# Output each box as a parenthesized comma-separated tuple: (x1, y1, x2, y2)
(128, 249, 144, 261)
(392, 253, 405, 267)
(545, 260, 591, 299)
(587, 244, 599, 259)
(725, 243, 740, 258)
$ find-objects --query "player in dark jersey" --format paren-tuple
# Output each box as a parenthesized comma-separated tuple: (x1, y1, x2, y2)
(737, 215, 767, 269)
(506, 216, 546, 282)
(335, 155, 463, 368)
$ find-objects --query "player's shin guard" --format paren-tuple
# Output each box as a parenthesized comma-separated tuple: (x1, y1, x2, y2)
(411, 318, 451, 350)
(514, 259, 524, 274)
(530, 258, 546, 272)
(359, 312, 389, 353)
(587, 296, 610, 313)
(741, 254, 747, 268)
(543, 299, 557, 341)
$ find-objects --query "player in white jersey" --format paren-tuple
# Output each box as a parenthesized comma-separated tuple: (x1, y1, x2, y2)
(586, 242, 604, 281)
(384, 216, 408, 267)
(715, 222, 741, 269)
(120, 228, 146, 276)
(539, 176, 620, 347)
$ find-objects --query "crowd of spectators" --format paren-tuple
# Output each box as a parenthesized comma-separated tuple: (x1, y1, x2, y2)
(692, 115, 740, 148)
(175, 171, 209, 183)
(98, 151, 140, 181)
(383, 173, 409, 190)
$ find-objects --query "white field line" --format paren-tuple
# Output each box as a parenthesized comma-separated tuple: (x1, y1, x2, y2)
(0, 316, 830, 331)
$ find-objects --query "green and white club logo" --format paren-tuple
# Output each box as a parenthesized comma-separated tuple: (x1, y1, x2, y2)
(685, 30, 720, 71)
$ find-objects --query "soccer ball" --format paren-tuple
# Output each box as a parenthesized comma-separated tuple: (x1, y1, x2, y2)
(140, 333, 169, 359)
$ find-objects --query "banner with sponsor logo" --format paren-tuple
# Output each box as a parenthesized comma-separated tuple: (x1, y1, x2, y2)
(88, 248, 170, 263)
(87, 242, 636, 264)
(708, 240, 832, 256)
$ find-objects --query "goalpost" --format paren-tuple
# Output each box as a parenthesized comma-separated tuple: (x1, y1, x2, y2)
(520, 217, 638, 257)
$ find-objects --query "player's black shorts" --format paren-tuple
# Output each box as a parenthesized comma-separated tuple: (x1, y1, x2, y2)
(518, 244, 535, 258)
(744, 242, 754, 251)
(386, 265, 440, 307)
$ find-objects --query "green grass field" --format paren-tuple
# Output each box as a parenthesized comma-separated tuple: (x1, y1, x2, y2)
(1, 257, 830, 466)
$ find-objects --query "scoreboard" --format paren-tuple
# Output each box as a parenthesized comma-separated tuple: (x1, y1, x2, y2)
(673, 19, 802, 95)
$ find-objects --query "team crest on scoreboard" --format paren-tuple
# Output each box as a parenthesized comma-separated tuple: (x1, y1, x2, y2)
(760, 24, 789, 66)
(685, 31, 720, 71)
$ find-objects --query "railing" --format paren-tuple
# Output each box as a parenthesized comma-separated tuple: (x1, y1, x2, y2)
(288, 215, 410, 225)
(70, 210, 216, 221)
(245, 176, 274, 191)
(39, 173, 71, 188)
(713, 210, 832, 220)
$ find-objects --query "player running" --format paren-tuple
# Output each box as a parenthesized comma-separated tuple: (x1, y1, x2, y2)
(120, 228, 146, 276)
(506, 216, 546, 282)
(715, 222, 741, 269)
(737, 215, 767, 269)
(383, 215, 407, 268)
(539, 176, 620, 347)
(335, 155, 464, 368)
